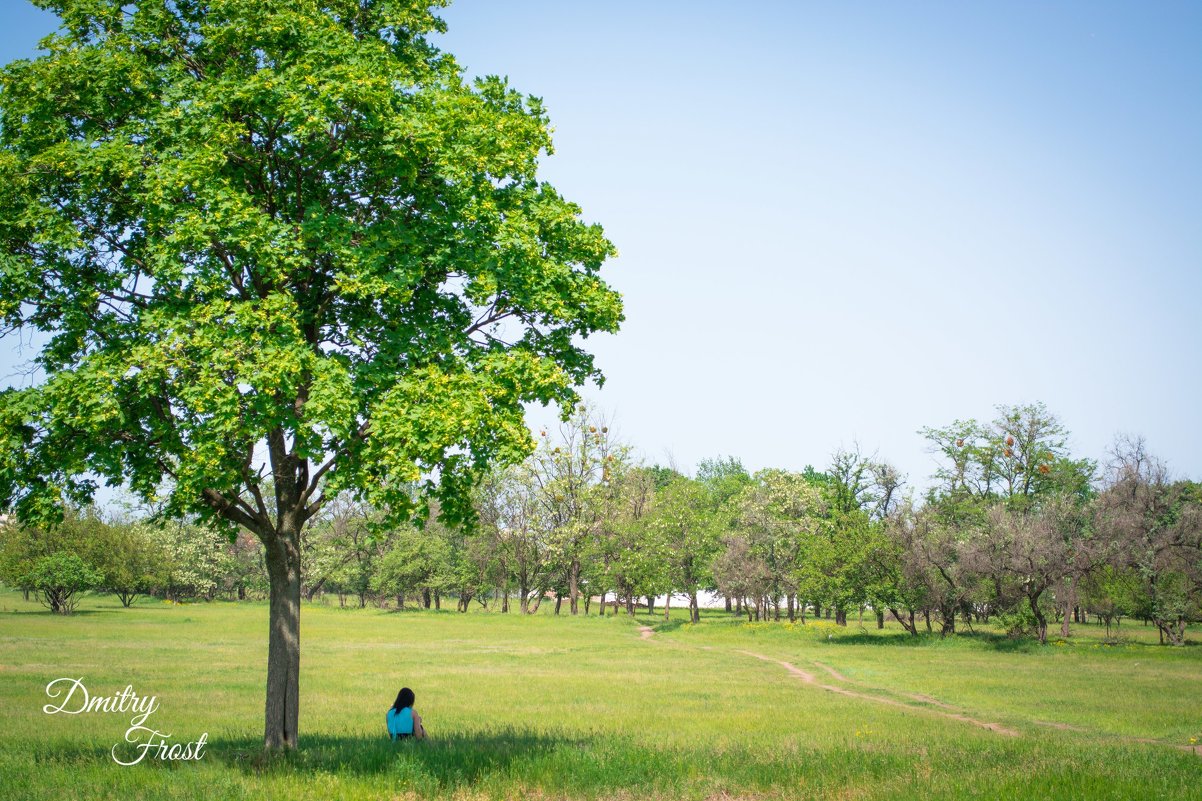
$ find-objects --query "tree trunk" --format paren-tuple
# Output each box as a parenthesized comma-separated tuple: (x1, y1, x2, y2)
(724, 596, 731, 613)
(889, 607, 918, 635)
(554, 593, 563, 615)
(422, 588, 431, 609)
(876, 610, 885, 629)
(689, 590, 700, 624)
(434, 590, 441, 610)
(569, 559, 580, 615)
(598, 590, 606, 616)
(1155, 617, 1186, 646)
(263, 531, 301, 750)
(940, 604, 956, 637)
(1029, 592, 1048, 644)
(647, 595, 655, 615)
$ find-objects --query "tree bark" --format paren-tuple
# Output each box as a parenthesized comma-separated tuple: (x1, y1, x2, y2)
(569, 559, 580, 615)
(689, 590, 700, 624)
(1028, 591, 1048, 644)
(263, 531, 301, 750)
(888, 607, 918, 635)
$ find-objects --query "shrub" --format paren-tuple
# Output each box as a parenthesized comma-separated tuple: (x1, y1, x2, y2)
(27, 552, 102, 614)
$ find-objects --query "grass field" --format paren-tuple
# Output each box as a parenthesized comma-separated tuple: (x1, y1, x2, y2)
(1, 591, 1200, 800)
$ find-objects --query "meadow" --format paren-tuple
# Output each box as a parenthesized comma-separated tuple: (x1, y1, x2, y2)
(1, 591, 1200, 801)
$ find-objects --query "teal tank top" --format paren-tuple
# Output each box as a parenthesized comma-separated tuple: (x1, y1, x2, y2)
(387, 706, 414, 737)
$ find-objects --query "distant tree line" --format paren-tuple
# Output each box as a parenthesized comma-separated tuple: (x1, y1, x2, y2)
(0, 510, 266, 612)
(1, 402, 1198, 644)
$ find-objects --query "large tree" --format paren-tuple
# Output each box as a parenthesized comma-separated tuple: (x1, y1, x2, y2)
(0, 0, 621, 749)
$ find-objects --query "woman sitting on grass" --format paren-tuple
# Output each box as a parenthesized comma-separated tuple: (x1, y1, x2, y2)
(386, 687, 427, 740)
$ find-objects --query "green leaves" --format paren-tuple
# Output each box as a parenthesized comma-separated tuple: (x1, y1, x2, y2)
(0, 1, 622, 536)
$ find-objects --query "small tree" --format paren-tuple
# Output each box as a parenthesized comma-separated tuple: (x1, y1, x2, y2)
(0, 507, 113, 608)
(712, 536, 772, 622)
(28, 552, 102, 614)
(141, 521, 236, 601)
(1096, 437, 1202, 645)
(94, 522, 167, 607)
(372, 524, 451, 608)
(648, 477, 719, 623)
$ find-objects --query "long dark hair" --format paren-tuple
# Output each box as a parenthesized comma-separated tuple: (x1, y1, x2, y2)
(391, 687, 415, 712)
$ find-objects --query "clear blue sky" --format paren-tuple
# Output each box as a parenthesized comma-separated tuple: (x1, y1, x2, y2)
(2, 1, 1199, 492)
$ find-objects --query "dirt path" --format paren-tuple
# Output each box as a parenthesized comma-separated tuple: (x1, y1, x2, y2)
(907, 692, 959, 710)
(641, 627, 1197, 754)
(737, 650, 1020, 737)
(1033, 720, 1089, 732)
(811, 660, 851, 683)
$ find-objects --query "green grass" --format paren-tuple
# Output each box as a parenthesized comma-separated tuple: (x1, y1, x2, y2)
(1, 591, 1200, 800)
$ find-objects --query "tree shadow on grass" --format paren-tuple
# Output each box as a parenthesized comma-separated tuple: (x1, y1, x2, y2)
(209, 727, 582, 781)
(817, 630, 1036, 651)
(37, 728, 813, 797)
(820, 628, 1201, 652)
(6, 607, 122, 617)
(649, 618, 687, 634)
